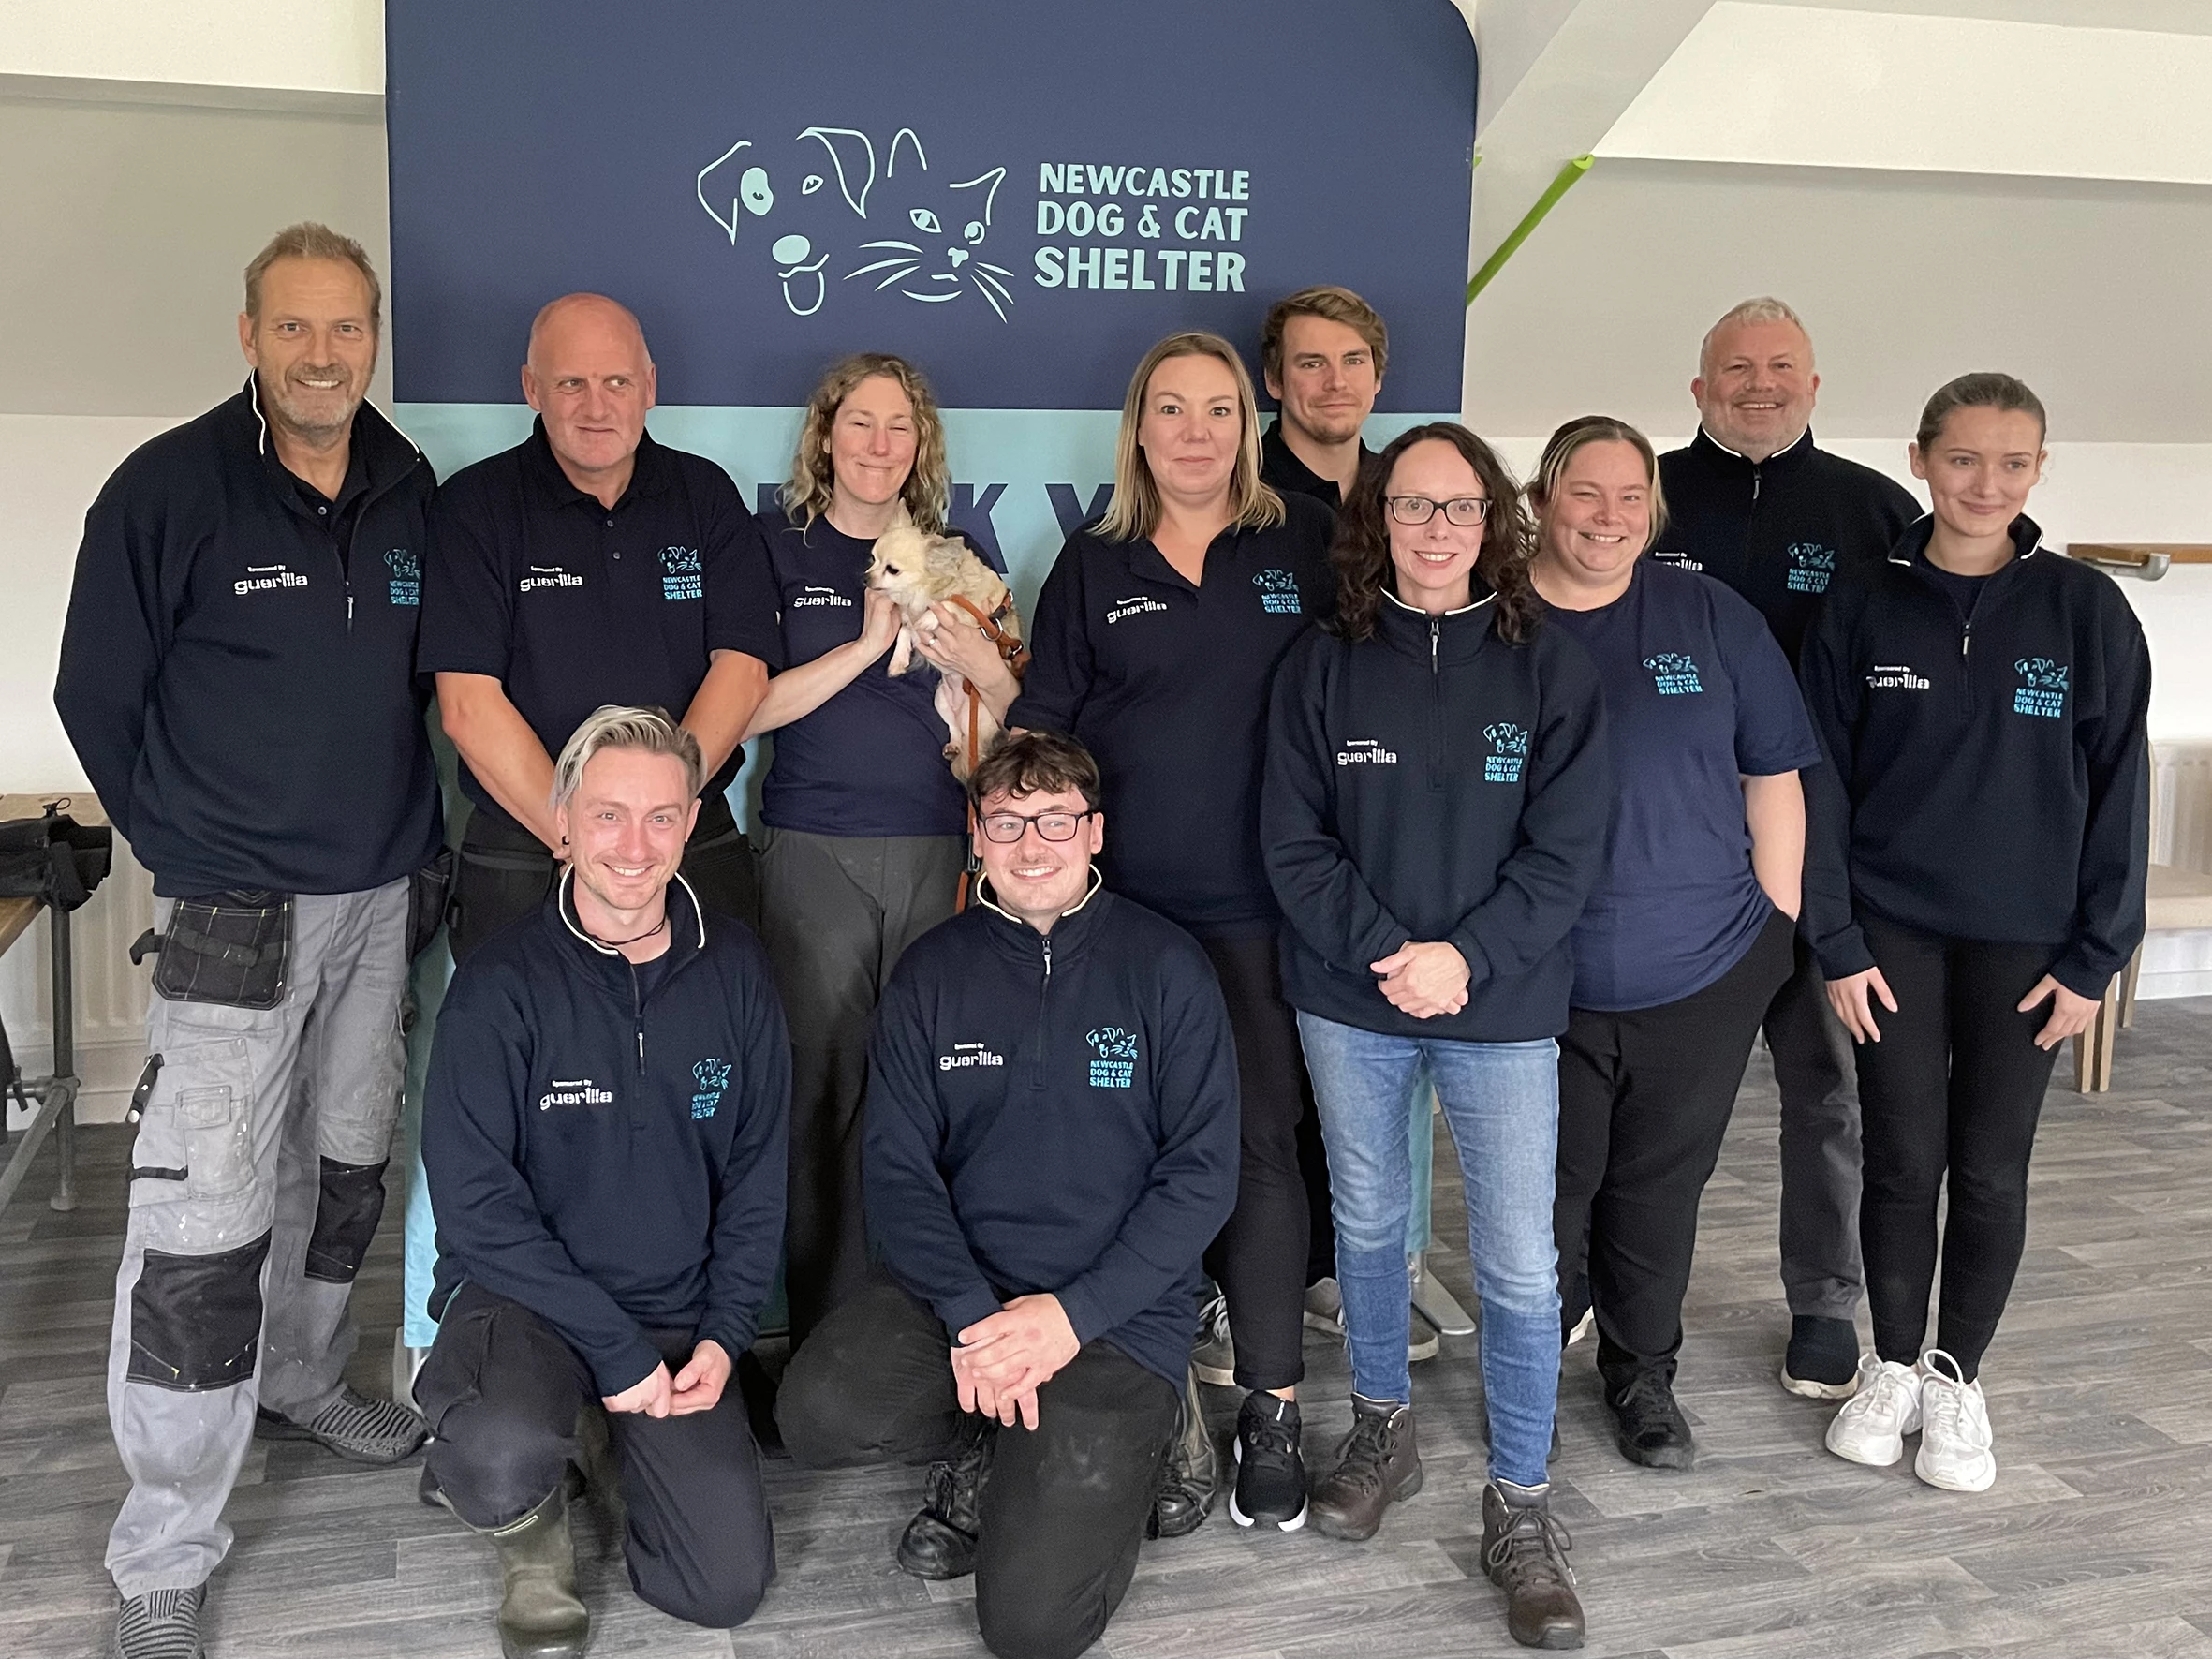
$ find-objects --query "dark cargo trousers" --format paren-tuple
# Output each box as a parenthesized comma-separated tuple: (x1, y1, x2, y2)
(416, 1283, 774, 1630)
(1769, 933, 1866, 1321)
(106, 881, 409, 1596)
(779, 1275, 1178, 1659)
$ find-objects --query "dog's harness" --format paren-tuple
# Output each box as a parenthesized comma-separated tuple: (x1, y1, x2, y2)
(944, 593, 1030, 914)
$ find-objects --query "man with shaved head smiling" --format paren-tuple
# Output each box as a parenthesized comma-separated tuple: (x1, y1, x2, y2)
(420, 293, 782, 961)
(1651, 297, 1922, 1405)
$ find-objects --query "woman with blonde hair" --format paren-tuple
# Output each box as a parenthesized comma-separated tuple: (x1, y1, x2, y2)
(1009, 331, 1335, 1535)
(747, 352, 1015, 1346)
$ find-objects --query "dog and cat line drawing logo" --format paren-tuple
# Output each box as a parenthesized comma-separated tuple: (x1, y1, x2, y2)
(1253, 568, 1302, 615)
(384, 549, 420, 607)
(1644, 651, 1703, 696)
(1483, 722, 1529, 784)
(1786, 542, 1837, 594)
(698, 126, 1013, 320)
(2013, 656, 2069, 718)
(690, 1058, 732, 1120)
(1087, 1026, 1139, 1089)
(659, 545, 703, 601)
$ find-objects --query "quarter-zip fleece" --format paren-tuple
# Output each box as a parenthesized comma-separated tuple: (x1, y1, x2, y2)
(1005, 495, 1335, 936)
(423, 872, 790, 1396)
(863, 881, 1239, 1385)
(1655, 428, 1923, 667)
(1798, 515, 2151, 998)
(54, 378, 442, 896)
(1263, 590, 1613, 1040)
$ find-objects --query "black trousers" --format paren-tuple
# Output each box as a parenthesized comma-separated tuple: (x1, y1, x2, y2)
(1556, 909, 1795, 1395)
(447, 792, 759, 966)
(756, 826, 965, 1346)
(414, 1284, 774, 1630)
(1853, 913, 2063, 1381)
(1765, 932, 1866, 1321)
(777, 1275, 1178, 1659)
(1197, 930, 1314, 1391)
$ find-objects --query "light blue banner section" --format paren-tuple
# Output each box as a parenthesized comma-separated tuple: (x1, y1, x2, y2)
(393, 399, 1449, 1349)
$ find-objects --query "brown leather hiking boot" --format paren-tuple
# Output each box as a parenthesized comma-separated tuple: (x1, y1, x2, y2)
(1482, 1480, 1585, 1650)
(1308, 1397, 1421, 1541)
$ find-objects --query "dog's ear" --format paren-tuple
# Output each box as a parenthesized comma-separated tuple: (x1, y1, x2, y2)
(926, 536, 969, 575)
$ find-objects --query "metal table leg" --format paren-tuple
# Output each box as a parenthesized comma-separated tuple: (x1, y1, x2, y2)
(1410, 1250, 1476, 1336)
(47, 904, 77, 1212)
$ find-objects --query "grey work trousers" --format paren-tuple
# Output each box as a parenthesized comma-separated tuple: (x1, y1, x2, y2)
(106, 881, 410, 1596)
(755, 825, 964, 1345)
(1768, 933, 1865, 1321)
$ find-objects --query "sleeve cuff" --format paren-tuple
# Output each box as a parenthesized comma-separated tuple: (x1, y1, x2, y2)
(1812, 926, 1875, 982)
(1447, 928, 1491, 986)
(937, 1286, 1006, 1346)
(1053, 1282, 1107, 1349)
(2049, 954, 2116, 1002)
(586, 1335, 667, 1400)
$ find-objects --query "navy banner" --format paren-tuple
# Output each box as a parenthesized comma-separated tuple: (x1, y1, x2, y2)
(385, 0, 1477, 411)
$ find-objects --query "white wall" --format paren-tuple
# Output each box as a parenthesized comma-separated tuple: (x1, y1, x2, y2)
(0, 0, 380, 95)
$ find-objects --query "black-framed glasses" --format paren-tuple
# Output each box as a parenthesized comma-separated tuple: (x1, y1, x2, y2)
(979, 809, 1096, 845)
(1386, 495, 1489, 526)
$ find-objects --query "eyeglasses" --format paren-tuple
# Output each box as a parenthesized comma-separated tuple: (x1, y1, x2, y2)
(1386, 495, 1490, 526)
(979, 809, 1096, 844)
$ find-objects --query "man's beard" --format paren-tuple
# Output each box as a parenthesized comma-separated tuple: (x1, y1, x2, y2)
(262, 365, 362, 445)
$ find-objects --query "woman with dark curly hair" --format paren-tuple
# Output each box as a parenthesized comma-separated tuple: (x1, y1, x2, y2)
(1262, 422, 1610, 1650)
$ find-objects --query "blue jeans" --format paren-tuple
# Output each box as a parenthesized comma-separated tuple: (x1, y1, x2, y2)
(1298, 1012, 1562, 1489)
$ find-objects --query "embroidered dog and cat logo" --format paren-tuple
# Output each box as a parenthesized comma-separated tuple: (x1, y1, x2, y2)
(1786, 542, 1837, 594)
(1482, 722, 1529, 784)
(689, 1059, 732, 1121)
(1644, 651, 1703, 696)
(698, 126, 1013, 320)
(1086, 1027, 1139, 1089)
(384, 549, 420, 607)
(1253, 568, 1302, 615)
(2013, 657, 2068, 718)
(659, 546, 703, 601)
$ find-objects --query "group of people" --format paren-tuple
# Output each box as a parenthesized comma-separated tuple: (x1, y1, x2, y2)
(55, 222, 2151, 1659)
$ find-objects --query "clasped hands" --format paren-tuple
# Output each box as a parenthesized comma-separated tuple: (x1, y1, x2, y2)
(1371, 940, 1470, 1019)
(600, 1338, 730, 1418)
(950, 1294, 1081, 1431)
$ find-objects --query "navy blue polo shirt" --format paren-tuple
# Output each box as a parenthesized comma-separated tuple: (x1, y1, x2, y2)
(420, 423, 783, 833)
(1548, 560, 1821, 1011)
(1007, 494, 1336, 936)
(758, 509, 968, 839)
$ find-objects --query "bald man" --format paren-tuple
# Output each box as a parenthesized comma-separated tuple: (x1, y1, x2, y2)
(420, 294, 782, 960)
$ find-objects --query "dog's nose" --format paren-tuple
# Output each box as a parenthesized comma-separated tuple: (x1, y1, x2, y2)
(773, 233, 811, 266)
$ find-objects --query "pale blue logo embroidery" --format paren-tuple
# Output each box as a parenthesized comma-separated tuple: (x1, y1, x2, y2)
(690, 1057, 732, 1120)
(1086, 1026, 1138, 1089)
(1644, 651, 1703, 696)
(1786, 542, 1836, 594)
(1253, 568, 1302, 615)
(2013, 657, 2068, 719)
(384, 548, 420, 607)
(660, 545, 704, 601)
(1483, 722, 1528, 784)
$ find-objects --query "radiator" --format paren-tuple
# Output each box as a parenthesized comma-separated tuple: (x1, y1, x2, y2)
(2155, 741, 2212, 873)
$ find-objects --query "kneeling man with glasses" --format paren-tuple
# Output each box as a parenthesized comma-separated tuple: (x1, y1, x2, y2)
(778, 730, 1239, 1659)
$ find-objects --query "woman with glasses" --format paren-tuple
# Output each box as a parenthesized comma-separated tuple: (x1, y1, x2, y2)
(1008, 331, 1335, 1534)
(1529, 417, 1818, 1473)
(1263, 422, 1608, 1650)
(745, 354, 1019, 1346)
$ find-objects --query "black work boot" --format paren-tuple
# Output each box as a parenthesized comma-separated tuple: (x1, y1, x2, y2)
(1229, 1390, 1307, 1531)
(477, 1486, 590, 1659)
(1482, 1480, 1585, 1650)
(1307, 1396, 1421, 1542)
(1150, 1361, 1217, 1539)
(897, 1413, 994, 1579)
(1608, 1368, 1696, 1470)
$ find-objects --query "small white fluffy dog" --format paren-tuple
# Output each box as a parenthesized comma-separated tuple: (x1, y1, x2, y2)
(865, 517, 1026, 780)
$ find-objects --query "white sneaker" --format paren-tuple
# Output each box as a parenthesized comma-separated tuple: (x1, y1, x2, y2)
(1824, 1355, 1922, 1466)
(1566, 1308, 1596, 1346)
(1914, 1351, 1997, 1492)
(1303, 1278, 1344, 1334)
(1193, 1293, 1235, 1386)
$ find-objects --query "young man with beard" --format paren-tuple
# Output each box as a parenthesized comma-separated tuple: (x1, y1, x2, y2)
(1651, 297, 1922, 1400)
(777, 731, 1239, 1659)
(56, 224, 445, 1659)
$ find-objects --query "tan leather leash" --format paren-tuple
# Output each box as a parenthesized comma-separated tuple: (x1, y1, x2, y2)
(947, 591, 1028, 914)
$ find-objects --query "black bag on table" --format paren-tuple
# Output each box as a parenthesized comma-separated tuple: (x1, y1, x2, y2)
(0, 807, 114, 913)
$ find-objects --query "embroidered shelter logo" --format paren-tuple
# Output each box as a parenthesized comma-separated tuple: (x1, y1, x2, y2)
(1253, 568, 1302, 615)
(1786, 542, 1837, 594)
(1086, 1026, 1138, 1089)
(660, 545, 704, 600)
(1482, 722, 1529, 784)
(1644, 651, 1703, 696)
(384, 548, 420, 606)
(690, 1058, 732, 1120)
(2013, 656, 2069, 718)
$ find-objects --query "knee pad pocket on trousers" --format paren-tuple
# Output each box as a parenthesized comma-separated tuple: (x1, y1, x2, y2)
(304, 1157, 390, 1283)
(126, 1232, 272, 1390)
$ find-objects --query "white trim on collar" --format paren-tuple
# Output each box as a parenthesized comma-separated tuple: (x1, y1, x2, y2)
(556, 866, 707, 957)
(1383, 586, 1494, 617)
(975, 866, 1104, 931)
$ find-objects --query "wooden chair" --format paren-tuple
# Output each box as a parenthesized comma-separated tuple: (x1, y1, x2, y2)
(2076, 748, 2212, 1090)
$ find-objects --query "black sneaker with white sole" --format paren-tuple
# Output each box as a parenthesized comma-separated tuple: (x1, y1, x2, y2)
(1781, 1315, 1863, 1400)
(115, 1585, 204, 1659)
(1228, 1391, 1307, 1532)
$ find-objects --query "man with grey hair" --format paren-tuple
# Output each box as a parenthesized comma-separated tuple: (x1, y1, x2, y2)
(1652, 297, 1921, 1400)
(419, 704, 789, 1655)
(55, 222, 444, 1658)
(420, 292, 782, 962)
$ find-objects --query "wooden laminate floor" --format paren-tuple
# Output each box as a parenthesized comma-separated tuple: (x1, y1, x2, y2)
(5, 1000, 2209, 1658)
